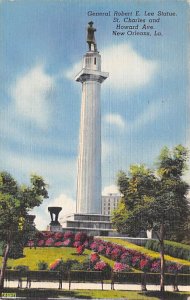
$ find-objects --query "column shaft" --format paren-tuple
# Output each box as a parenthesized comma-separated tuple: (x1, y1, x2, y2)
(76, 80, 101, 214)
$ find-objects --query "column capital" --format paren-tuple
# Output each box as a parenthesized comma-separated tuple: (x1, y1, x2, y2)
(75, 68, 109, 83)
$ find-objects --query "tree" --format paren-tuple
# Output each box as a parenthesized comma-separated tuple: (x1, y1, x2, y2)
(112, 145, 189, 291)
(0, 172, 48, 294)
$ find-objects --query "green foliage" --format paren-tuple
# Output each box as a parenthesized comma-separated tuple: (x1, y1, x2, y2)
(14, 265, 29, 274)
(112, 145, 190, 242)
(0, 171, 48, 252)
(63, 260, 79, 271)
(112, 165, 158, 236)
(0, 171, 49, 292)
(37, 261, 48, 271)
(165, 240, 190, 251)
(8, 241, 24, 259)
(145, 240, 190, 261)
(116, 170, 129, 197)
(70, 262, 86, 271)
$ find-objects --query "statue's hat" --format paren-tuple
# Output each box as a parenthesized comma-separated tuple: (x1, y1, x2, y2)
(88, 21, 94, 25)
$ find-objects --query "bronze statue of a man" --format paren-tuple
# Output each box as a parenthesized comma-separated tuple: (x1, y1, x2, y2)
(87, 21, 97, 52)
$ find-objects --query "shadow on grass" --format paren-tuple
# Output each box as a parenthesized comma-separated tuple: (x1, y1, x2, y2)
(3, 288, 92, 299)
(139, 291, 190, 300)
(71, 253, 88, 256)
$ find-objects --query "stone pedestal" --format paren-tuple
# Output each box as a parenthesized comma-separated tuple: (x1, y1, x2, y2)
(46, 224, 63, 232)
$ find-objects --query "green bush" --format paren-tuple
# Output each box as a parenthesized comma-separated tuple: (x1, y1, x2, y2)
(63, 259, 79, 271)
(145, 240, 190, 261)
(70, 262, 85, 271)
(14, 265, 29, 271)
(37, 260, 48, 270)
(14, 265, 29, 275)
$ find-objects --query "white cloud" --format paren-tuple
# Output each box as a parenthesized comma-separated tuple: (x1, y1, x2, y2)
(65, 60, 83, 80)
(102, 185, 120, 196)
(66, 43, 158, 90)
(104, 113, 125, 129)
(51, 194, 76, 219)
(11, 65, 54, 128)
(101, 43, 158, 90)
(33, 212, 49, 231)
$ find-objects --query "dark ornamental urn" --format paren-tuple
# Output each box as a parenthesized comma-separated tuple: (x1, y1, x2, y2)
(48, 206, 62, 225)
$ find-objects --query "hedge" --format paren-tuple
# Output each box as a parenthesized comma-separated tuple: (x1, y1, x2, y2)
(145, 240, 190, 261)
(4, 269, 190, 286)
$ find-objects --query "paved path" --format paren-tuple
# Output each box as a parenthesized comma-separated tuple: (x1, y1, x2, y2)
(4, 281, 190, 292)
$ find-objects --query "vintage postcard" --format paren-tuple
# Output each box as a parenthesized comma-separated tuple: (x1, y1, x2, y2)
(0, 0, 189, 299)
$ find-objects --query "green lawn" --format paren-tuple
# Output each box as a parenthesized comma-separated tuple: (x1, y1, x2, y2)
(0, 247, 114, 270)
(103, 238, 190, 266)
(3, 288, 190, 299)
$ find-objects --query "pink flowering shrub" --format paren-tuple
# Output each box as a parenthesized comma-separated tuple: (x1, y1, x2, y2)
(94, 261, 107, 271)
(120, 251, 133, 265)
(90, 241, 99, 252)
(45, 238, 54, 246)
(111, 247, 122, 261)
(73, 241, 81, 248)
(83, 240, 89, 248)
(75, 232, 87, 243)
(42, 231, 54, 239)
(27, 240, 34, 248)
(98, 244, 106, 254)
(139, 259, 150, 272)
(166, 262, 183, 273)
(113, 262, 131, 272)
(54, 232, 64, 241)
(38, 240, 45, 247)
(76, 245, 85, 255)
(64, 231, 74, 240)
(63, 238, 72, 247)
(150, 260, 161, 273)
(90, 252, 100, 263)
(54, 241, 65, 247)
(105, 247, 112, 257)
(132, 255, 141, 268)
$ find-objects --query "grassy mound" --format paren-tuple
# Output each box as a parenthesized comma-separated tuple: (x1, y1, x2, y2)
(0, 247, 114, 270)
(103, 238, 190, 266)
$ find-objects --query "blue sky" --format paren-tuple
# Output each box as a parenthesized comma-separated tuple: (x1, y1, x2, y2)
(0, 0, 189, 229)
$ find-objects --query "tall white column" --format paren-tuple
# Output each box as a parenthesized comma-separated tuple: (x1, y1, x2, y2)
(75, 51, 108, 214)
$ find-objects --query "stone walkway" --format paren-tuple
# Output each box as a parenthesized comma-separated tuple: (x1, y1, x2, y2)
(4, 281, 190, 292)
